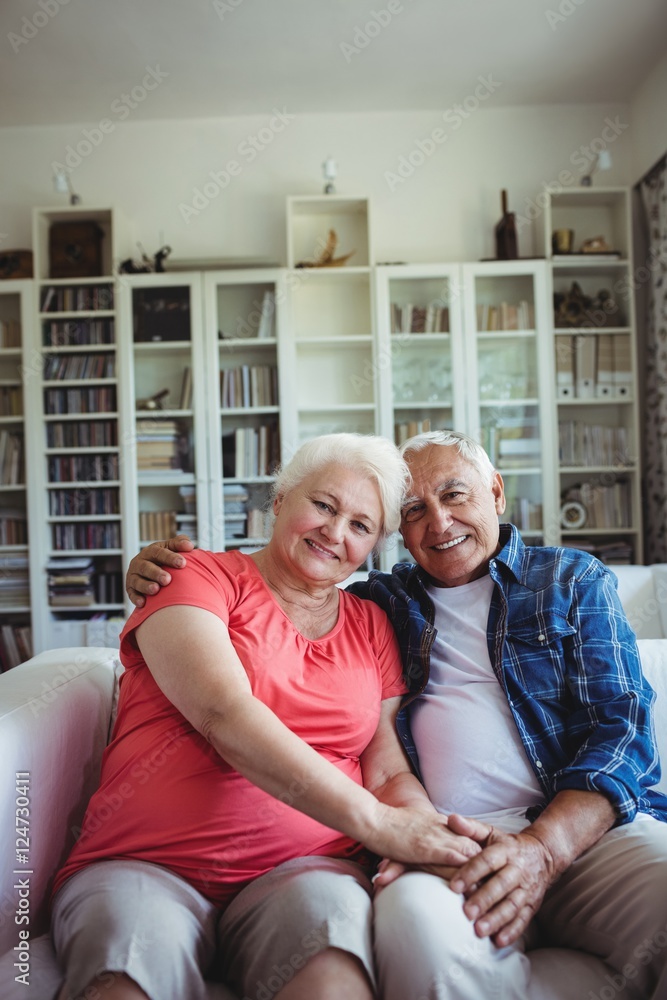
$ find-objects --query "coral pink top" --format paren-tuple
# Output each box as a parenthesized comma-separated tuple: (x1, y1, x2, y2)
(53, 550, 406, 906)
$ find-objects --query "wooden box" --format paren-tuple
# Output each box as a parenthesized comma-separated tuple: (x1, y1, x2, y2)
(49, 221, 105, 279)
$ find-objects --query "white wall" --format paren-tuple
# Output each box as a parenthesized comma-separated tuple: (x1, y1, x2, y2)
(0, 102, 634, 266)
(631, 51, 667, 184)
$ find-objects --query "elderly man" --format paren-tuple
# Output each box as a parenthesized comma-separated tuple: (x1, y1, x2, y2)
(126, 430, 667, 1000)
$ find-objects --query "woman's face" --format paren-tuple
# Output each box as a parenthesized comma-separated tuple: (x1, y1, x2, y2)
(270, 462, 384, 587)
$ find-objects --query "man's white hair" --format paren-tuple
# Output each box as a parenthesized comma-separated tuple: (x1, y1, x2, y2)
(400, 429, 496, 484)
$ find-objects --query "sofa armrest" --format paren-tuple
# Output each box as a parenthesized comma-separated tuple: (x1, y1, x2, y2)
(0, 647, 120, 957)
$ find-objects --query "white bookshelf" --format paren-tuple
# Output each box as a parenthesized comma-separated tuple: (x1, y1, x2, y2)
(544, 187, 642, 563)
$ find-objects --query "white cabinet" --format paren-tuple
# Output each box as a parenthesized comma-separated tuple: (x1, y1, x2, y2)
(375, 260, 557, 568)
(0, 280, 36, 665)
(117, 273, 211, 553)
(544, 187, 642, 563)
(462, 260, 558, 546)
(202, 269, 289, 552)
(29, 206, 128, 651)
(284, 197, 380, 445)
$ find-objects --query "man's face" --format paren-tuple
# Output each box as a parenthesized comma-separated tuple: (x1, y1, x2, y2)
(400, 445, 506, 587)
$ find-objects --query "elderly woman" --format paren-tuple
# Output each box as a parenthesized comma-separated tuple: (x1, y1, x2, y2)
(52, 433, 483, 1000)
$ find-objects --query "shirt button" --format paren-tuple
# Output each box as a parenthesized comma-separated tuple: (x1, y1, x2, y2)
(535, 760, 543, 768)
(538, 633, 546, 642)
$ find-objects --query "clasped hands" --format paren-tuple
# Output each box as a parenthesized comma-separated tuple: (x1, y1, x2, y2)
(374, 813, 556, 948)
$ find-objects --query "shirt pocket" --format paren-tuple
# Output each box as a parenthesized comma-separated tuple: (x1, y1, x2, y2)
(504, 614, 577, 702)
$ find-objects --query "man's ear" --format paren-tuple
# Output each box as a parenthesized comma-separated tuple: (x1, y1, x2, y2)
(492, 472, 506, 515)
(273, 494, 283, 516)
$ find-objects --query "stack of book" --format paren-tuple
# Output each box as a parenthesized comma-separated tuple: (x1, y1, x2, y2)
(223, 483, 248, 539)
(47, 556, 95, 607)
(136, 419, 182, 472)
(0, 624, 32, 670)
(0, 554, 30, 607)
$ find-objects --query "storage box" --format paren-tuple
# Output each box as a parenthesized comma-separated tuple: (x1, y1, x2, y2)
(49, 221, 105, 279)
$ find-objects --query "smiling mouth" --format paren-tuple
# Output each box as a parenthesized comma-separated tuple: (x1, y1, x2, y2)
(433, 535, 467, 551)
(305, 539, 337, 559)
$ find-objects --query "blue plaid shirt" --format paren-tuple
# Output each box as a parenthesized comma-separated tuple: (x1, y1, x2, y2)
(348, 524, 667, 825)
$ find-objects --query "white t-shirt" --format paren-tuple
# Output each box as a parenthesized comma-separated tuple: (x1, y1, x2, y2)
(409, 574, 543, 830)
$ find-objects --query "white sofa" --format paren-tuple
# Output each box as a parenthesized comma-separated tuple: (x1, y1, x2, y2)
(1, 641, 666, 1000)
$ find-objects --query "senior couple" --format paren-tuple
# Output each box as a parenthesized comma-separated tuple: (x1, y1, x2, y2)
(52, 429, 667, 1000)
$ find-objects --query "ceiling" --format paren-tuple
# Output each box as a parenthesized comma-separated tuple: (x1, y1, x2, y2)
(1, 0, 666, 127)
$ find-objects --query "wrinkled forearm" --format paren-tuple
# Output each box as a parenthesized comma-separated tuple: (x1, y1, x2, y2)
(525, 788, 617, 881)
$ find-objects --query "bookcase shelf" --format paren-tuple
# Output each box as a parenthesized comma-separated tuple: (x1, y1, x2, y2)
(544, 187, 642, 562)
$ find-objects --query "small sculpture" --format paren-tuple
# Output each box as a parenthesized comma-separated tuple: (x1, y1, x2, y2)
(136, 388, 170, 410)
(295, 229, 355, 268)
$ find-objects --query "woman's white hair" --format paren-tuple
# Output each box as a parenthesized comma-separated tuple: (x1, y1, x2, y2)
(272, 433, 409, 540)
(400, 429, 496, 484)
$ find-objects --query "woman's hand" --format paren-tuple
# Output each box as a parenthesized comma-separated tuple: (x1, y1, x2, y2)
(126, 534, 195, 607)
(366, 803, 491, 869)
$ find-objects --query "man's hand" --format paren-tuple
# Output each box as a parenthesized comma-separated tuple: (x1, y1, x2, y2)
(126, 534, 195, 607)
(371, 814, 493, 894)
(447, 814, 556, 947)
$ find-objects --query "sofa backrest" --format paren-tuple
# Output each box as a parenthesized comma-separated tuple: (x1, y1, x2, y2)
(612, 565, 667, 639)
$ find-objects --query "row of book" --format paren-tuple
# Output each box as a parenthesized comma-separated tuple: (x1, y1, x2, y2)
(43, 352, 115, 381)
(0, 510, 27, 545)
(476, 300, 535, 332)
(562, 481, 631, 530)
(0, 624, 32, 670)
(45, 386, 117, 414)
(49, 487, 120, 516)
(556, 334, 632, 399)
(395, 418, 432, 445)
(139, 509, 178, 542)
(47, 419, 117, 448)
(0, 430, 24, 485)
(42, 319, 115, 347)
(52, 521, 122, 550)
(221, 365, 278, 409)
(0, 318, 21, 349)
(559, 422, 632, 468)
(47, 557, 122, 606)
(390, 303, 450, 334)
(221, 425, 280, 479)
(48, 454, 119, 482)
(0, 386, 22, 417)
(40, 284, 114, 314)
